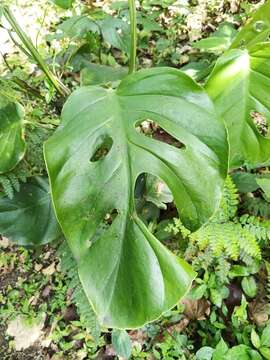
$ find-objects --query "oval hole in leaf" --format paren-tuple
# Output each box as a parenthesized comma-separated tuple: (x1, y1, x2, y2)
(250, 111, 269, 137)
(134, 173, 174, 226)
(90, 136, 113, 162)
(87, 208, 119, 248)
(135, 119, 186, 150)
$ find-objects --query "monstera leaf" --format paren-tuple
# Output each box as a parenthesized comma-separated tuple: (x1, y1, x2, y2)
(0, 177, 61, 246)
(44, 67, 228, 328)
(206, 43, 270, 168)
(231, 0, 270, 49)
(0, 97, 26, 173)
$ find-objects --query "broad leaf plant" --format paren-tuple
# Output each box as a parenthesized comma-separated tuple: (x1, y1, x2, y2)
(1, 0, 270, 329)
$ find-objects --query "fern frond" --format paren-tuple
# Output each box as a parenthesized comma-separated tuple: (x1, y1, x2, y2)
(265, 261, 270, 302)
(0, 175, 14, 199)
(7, 173, 20, 192)
(216, 256, 231, 284)
(214, 175, 239, 223)
(190, 222, 261, 262)
(239, 214, 270, 244)
(57, 241, 101, 341)
(26, 127, 50, 173)
(238, 225, 261, 259)
(165, 217, 191, 237)
(223, 224, 239, 260)
(72, 286, 100, 341)
(0, 164, 30, 198)
(192, 248, 215, 271)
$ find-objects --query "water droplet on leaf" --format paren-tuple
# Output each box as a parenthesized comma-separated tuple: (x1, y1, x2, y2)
(253, 21, 266, 33)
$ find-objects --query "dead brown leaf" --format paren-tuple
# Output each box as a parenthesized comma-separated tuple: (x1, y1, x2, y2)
(0, 237, 10, 249)
(181, 297, 210, 321)
(42, 262, 56, 276)
(167, 318, 190, 335)
(248, 300, 269, 326)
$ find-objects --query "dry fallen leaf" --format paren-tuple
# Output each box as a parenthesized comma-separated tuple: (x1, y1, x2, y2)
(0, 237, 10, 249)
(7, 313, 45, 351)
(248, 300, 269, 326)
(42, 262, 56, 276)
(181, 297, 210, 321)
(34, 263, 43, 272)
(42, 285, 52, 298)
(105, 345, 117, 356)
(229, 0, 240, 13)
(167, 318, 190, 335)
(28, 294, 39, 306)
(44, 251, 51, 260)
(129, 329, 148, 347)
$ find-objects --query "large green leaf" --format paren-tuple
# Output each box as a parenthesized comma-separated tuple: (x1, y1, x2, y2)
(206, 43, 270, 168)
(231, 1, 270, 49)
(44, 67, 228, 328)
(0, 177, 61, 246)
(0, 97, 26, 173)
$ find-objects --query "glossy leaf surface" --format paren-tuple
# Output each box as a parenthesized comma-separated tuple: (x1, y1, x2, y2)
(231, 1, 270, 49)
(0, 177, 61, 246)
(206, 43, 270, 167)
(0, 97, 26, 173)
(45, 67, 228, 328)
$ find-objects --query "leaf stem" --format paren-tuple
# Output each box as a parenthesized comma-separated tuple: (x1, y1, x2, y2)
(128, 0, 137, 74)
(3, 6, 70, 97)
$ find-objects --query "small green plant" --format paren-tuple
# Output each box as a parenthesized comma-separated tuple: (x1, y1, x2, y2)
(167, 176, 269, 283)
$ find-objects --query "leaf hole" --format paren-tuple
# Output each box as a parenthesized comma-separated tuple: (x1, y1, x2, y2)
(250, 111, 269, 137)
(135, 120, 186, 149)
(103, 208, 119, 225)
(134, 173, 173, 224)
(87, 208, 119, 247)
(90, 136, 113, 162)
